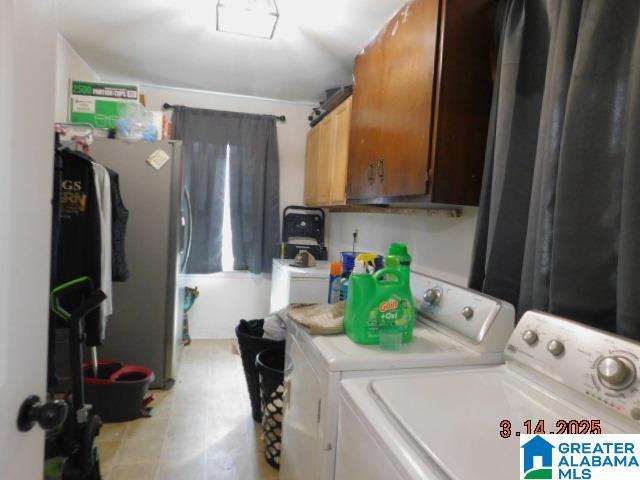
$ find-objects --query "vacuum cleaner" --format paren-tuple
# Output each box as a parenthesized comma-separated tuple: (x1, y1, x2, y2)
(47, 277, 106, 480)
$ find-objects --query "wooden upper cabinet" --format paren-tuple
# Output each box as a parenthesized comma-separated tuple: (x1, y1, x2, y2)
(304, 97, 352, 207)
(347, 0, 495, 206)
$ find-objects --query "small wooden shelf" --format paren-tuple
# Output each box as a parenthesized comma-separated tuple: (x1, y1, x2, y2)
(326, 205, 462, 218)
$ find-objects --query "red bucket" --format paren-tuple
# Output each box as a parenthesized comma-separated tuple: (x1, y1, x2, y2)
(83, 360, 155, 423)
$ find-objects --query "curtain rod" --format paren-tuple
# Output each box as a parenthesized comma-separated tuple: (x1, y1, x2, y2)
(162, 103, 286, 122)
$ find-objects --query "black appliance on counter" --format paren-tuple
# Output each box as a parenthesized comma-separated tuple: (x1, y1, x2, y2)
(280, 206, 327, 260)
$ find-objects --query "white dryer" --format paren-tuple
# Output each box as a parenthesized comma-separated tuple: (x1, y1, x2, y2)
(270, 258, 331, 311)
(336, 311, 640, 480)
(279, 272, 515, 480)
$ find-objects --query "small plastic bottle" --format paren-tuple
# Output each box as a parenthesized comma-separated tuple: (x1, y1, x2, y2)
(327, 262, 343, 304)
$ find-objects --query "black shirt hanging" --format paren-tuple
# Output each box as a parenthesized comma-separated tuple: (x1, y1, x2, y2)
(53, 148, 103, 346)
(107, 168, 130, 282)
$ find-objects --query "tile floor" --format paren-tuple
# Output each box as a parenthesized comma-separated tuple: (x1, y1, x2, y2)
(97, 340, 279, 480)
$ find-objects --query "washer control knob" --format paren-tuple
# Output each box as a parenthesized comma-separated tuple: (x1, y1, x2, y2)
(547, 340, 565, 357)
(423, 288, 442, 306)
(597, 356, 637, 390)
(522, 330, 539, 346)
(461, 306, 474, 320)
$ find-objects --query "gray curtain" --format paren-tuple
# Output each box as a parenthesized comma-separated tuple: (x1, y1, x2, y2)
(173, 106, 280, 274)
(227, 116, 280, 274)
(470, 0, 640, 340)
(173, 107, 228, 273)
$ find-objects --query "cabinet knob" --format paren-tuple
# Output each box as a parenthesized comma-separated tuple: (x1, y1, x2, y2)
(377, 159, 384, 183)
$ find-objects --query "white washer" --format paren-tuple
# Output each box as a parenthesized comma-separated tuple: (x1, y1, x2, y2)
(279, 272, 515, 480)
(336, 311, 640, 480)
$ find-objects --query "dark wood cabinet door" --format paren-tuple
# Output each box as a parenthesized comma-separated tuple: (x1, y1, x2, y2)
(428, 0, 495, 205)
(347, 34, 385, 201)
(378, 0, 440, 197)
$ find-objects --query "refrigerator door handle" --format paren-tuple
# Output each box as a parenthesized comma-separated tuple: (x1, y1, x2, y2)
(181, 188, 193, 273)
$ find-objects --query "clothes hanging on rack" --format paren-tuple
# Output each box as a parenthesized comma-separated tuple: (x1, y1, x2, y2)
(51, 147, 130, 344)
(54, 148, 103, 345)
(49, 133, 131, 391)
(54, 123, 129, 285)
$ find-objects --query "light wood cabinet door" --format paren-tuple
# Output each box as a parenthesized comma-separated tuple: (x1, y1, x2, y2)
(304, 97, 352, 207)
(315, 116, 334, 205)
(304, 126, 320, 205)
(329, 97, 352, 204)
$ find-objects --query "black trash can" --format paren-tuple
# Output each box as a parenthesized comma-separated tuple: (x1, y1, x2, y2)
(256, 348, 285, 470)
(235, 319, 285, 422)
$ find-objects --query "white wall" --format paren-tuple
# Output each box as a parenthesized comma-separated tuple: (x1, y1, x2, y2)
(326, 208, 479, 286)
(143, 85, 313, 338)
(179, 273, 272, 338)
(54, 33, 100, 122)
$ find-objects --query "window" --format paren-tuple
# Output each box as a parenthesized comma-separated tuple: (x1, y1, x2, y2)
(220, 145, 235, 271)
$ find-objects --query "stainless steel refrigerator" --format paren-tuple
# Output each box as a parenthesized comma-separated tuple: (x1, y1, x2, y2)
(90, 137, 191, 388)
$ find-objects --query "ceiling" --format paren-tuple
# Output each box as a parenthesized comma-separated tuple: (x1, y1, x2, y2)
(56, 0, 408, 102)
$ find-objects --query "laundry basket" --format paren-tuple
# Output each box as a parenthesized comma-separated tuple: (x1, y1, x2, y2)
(256, 348, 285, 469)
(235, 320, 285, 422)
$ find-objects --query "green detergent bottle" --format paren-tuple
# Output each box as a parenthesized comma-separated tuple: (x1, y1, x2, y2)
(344, 244, 415, 345)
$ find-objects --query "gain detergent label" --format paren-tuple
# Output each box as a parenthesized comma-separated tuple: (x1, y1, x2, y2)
(366, 295, 414, 340)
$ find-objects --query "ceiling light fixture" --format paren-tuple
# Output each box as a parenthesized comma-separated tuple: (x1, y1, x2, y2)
(216, 0, 279, 40)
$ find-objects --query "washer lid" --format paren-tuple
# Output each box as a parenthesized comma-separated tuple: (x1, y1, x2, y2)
(274, 259, 331, 278)
(312, 323, 496, 372)
(368, 368, 622, 480)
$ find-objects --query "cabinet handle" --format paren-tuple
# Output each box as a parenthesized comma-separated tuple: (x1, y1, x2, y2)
(377, 159, 384, 183)
(367, 164, 375, 185)
(284, 378, 292, 410)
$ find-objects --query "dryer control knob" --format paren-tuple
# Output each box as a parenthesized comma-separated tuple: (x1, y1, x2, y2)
(522, 330, 539, 346)
(597, 356, 637, 390)
(423, 288, 442, 306)
(547, 340, 565, 357)
(461, 306, 474, 319)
